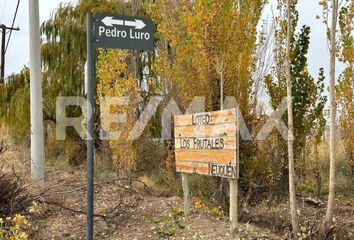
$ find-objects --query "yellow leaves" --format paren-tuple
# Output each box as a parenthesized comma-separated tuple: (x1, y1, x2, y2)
(96, 49, 138, 100)
(194, 198, 224, 218)
(194, 198, 208, 210)
(96, 49, 139, 174)
(337, 66, 354, 170)
(0, 214, 30, 240)
(152, 0, 263, 112)
(318, 0, 328, 7)
(28, 201, 42, 215)
(11, 215, 29, 229)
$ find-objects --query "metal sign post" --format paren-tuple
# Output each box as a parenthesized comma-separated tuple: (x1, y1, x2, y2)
(86, 12, 95, 240)
(86, 12, 154, 240)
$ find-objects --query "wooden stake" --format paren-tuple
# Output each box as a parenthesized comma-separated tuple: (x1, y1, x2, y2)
(230, 107, 240, 234)
(181, 173, 190, 216)
(229, 178, 238, 234)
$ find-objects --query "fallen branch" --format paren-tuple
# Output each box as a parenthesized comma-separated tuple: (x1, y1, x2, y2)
(43, 200, 106, 219)
(303, 196, 325, 207)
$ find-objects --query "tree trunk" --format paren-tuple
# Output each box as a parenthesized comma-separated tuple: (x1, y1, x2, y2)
(321, 0, 338, 237)
(315, 144, 322, 197)
(285, 0, 299, 237)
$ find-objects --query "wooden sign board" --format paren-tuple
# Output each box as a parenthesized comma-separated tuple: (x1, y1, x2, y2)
(174, 109, 237, 179)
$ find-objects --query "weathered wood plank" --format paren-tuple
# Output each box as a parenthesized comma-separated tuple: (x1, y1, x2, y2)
(175, 149, 236, 164)
(176, 161, 237, 179)
(174, 109, 236, 127)
(174, 122, 236, 138)
(174, 136, 237, 150)
(175, 161, 209, 174)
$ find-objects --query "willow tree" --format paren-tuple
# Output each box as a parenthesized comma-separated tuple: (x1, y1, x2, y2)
(0, 67, 30, 141)
(41, 1, 130, 121)
(40, 0, 157, 164)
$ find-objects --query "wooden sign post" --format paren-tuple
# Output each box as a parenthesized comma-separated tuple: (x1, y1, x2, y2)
(174, 108, 239, 234)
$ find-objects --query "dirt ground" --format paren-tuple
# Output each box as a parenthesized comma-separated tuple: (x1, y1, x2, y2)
(28, 169, 282, 240)
(24, 168, 354, 240)
(1, 141, 354, 240)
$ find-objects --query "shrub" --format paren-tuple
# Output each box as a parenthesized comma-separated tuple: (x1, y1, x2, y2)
(136, 139, 167, 174)
(0, 214, 31, 240)
(0, 170, 31, 218)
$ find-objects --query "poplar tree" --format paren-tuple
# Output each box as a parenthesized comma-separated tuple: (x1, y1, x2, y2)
(285, 0, 298, 236)
(320, 0, 338, 237)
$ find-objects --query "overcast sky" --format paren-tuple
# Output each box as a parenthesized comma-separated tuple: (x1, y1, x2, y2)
(0, 0, 345, 82)
(1, 0, 76, 78)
